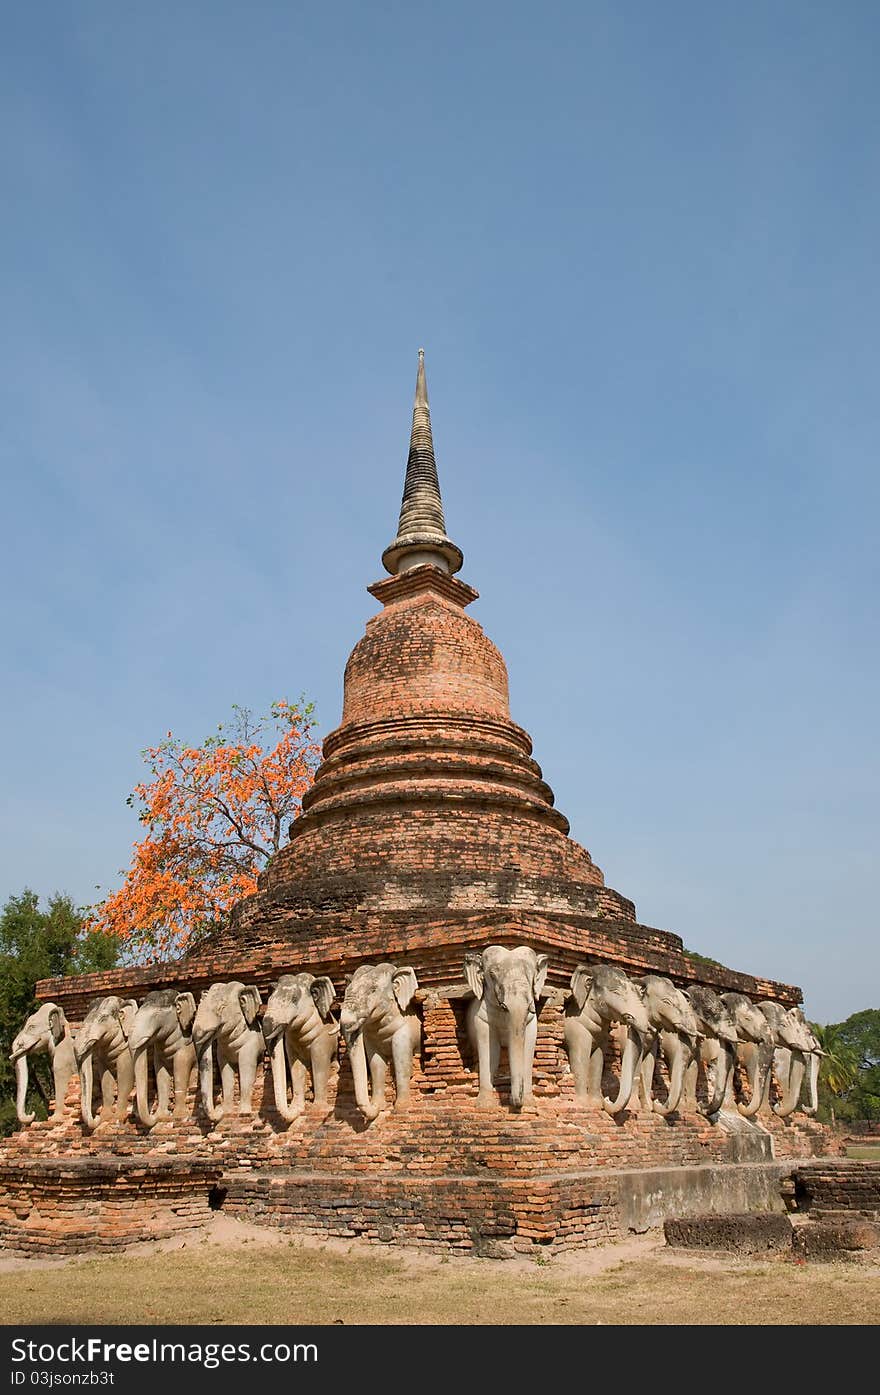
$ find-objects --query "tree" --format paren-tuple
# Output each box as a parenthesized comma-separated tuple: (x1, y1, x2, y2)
(813, 1010, 880, 1124)
(833, 1009, 880, 1121)
(90, 699, 320, 963)
(0, 890, 118, 1134)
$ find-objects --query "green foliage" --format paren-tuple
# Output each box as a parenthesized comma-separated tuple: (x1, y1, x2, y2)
(813, 1008, 880, 1123)
(683, 948, 723, 969)
(0, 889, 118, 1135)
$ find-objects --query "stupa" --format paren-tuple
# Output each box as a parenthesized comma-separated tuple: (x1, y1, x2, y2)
(0, 352, 836, 1258)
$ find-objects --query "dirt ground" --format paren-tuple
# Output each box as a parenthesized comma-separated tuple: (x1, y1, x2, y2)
(1, 1217, 878, 1325)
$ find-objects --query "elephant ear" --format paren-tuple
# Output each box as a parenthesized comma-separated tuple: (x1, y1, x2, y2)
(569, 965, 593, 1010)
(310, 977, 336, 1020)
(48, 1007, 65, 1045)
(239, 986, 262, 1028)
(391, 966, 418, 1013)
(463, 952, 485, 1000)
(118, 1001, 138, 1034)
(632, 980, 648, 1001)
(532, 953, 549, 1000)
(175, 992, 196, 1032)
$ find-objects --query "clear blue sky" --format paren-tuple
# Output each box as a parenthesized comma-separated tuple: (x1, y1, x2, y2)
(1, 4, 877, 1022)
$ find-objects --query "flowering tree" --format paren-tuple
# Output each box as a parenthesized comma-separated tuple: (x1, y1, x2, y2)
(91, 700, 320, 963)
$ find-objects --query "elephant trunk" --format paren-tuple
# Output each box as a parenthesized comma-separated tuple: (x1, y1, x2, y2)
(271, 1036, 302, 1123)
(701, 1041, 734, 1116)
(506, 1004, 532, 1111)
(133, 1047, 160, 1128)
(653, 1037, 688, 1116)
(15, 1054, 35, 1125)
(80, 1053, 97, 1131)
(802, 1052, 820, 1116)
(197, 1039, 223, 1122)
(774, 1052, 806, 1118)
(737, 1043, 771, 1118)
(346, 1030, 379, 1121)
(603, 1028, 641, 1115)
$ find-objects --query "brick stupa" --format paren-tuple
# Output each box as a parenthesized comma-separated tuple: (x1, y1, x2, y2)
(47, 350, 803, 1012)
(1, 352, 835, 1258)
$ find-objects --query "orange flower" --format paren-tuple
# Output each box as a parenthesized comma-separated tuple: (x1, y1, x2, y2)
(88, 699, 319, 965)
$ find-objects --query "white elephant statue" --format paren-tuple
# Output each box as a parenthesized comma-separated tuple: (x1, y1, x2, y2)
(9, 1003, 78, 1124)
(563, 963, 653, 1114)
(192, 981, 265, 1121)
(757, 1000, 823, 1117)
(464, 945, 548, 1110)
(339, 963, 421, 1121)
(74, 995, 137, 1130)
(262, 973, 338, 1123)
(637, 974, 701, 1116)
(685, 984, 740, 1116)
(722, 992, 774, 1117)
(128, 989, 197, 1127)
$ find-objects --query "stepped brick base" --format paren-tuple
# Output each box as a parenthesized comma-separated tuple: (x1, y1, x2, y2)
(0, 1156, 221, 1258)
(0, 989, 840, 1257)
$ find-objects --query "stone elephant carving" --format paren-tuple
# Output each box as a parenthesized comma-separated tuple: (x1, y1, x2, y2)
(563, 963, 653, 1114)
(192, 982, 265, 1121)
(721, 992, 774, 1117)
(637, 975, 701, 1116)
(757, 1001, 823, 1118)
(685, 984, 740, 1116)
(262, 974, 338, 1123)
(339, 963, 421, 1121)
(464, 945, 549, 1111)
(74, 996, 137, 1130)
(128, 989, 197, 1127)
(9, 1003, 78, 1124)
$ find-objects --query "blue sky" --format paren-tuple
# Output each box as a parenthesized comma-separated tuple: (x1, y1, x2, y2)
(1, 4, 877, 1022)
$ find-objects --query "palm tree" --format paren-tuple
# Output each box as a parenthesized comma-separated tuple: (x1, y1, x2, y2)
(811, 1022, 859, 1124)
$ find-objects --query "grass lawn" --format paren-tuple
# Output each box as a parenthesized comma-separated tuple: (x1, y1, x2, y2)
(1, 1228, 878, 1325)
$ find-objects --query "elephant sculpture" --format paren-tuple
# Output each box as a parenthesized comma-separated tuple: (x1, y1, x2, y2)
(757, 1001, 823, 1118)
(563, 963, 653, 1114)
(790, 1008, 823, 1117)
(464, 945, 548, 1110)
(74, 995, 137, 1129)
(192, 981, 265, 1121)
(339, 963, 421, 1121)
(685, 984, 740, 1115)
(262, 973, 338, 1122)
(637, 975, 701, 1116)
(721, 992, 774, 1117)
(10, 1003, 78, 1124)
(128, 989, 197, 1127)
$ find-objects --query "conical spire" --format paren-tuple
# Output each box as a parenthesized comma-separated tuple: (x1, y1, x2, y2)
(381, 350, 464, 576)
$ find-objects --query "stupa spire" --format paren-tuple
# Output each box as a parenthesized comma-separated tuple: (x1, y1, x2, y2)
(381, 349, 464, 576)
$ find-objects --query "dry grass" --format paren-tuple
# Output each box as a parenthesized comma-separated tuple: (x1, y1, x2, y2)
(1, 1225, 878, 1325)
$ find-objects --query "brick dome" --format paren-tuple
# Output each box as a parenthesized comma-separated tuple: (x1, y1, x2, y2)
(260, 560, 634, 922)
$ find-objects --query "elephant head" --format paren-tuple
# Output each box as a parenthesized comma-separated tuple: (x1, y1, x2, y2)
(263, 974, 337, 1122)
(757, 1000, 821, 1118)
(9, 1003, 71, 1124)
(464, 944, 548, 1110)
(192, 981, 263, 1122)
(567, 963, 653, 1114)
(74, 995, 137, 1130)
(637, 975, 702, 1115)
(686, 984, 739, 1115)
(721, 992, 774, 1117)
(129, 989, 197, 1127)
(339, 963, 420, 1120)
